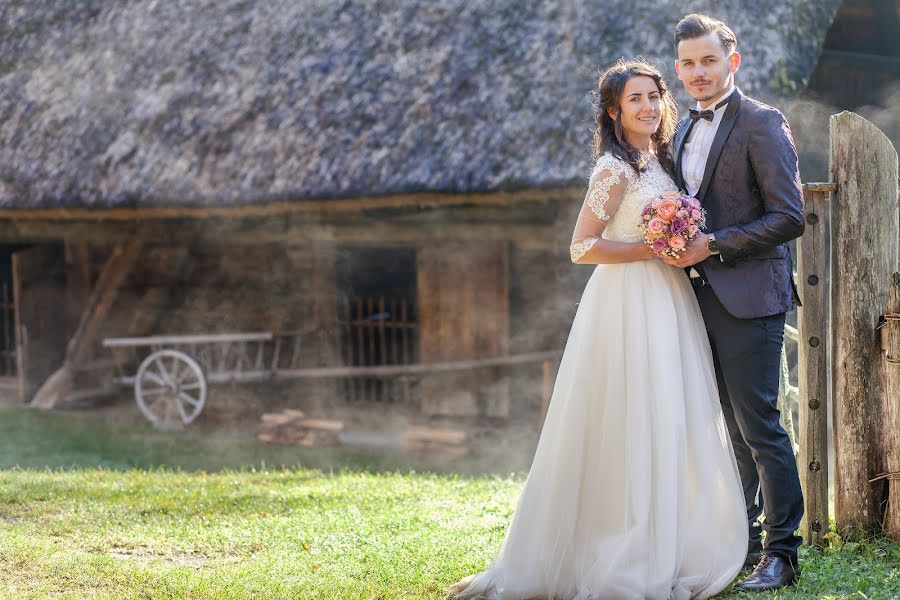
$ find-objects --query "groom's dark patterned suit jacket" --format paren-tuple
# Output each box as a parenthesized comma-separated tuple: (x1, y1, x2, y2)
(674, 87, 805, 320)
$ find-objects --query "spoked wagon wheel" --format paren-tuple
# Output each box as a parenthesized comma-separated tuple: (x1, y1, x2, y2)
(134, 349, 207, 430)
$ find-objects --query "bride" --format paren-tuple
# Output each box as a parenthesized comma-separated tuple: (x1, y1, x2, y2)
(449, 59, 747, 600)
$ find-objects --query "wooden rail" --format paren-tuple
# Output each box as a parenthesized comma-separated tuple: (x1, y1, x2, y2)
(797, 187, 830, 546)
(103, 332, 273, 347)
(112, 350, 561, 385)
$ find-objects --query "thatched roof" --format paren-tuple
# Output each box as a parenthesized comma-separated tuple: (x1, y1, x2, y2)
(0, 0, 842, 209)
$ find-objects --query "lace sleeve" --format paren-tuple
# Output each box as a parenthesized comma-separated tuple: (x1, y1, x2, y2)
(570, 156, 632, 262)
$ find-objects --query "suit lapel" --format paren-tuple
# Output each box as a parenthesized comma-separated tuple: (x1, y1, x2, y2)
(673, 117, 692, 191)
(696, 88, 743, 202)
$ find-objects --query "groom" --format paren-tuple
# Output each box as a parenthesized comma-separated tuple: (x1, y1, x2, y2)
(663, 13, 805, 592)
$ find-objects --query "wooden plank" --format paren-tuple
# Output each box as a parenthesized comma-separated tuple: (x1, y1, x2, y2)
(802, 183, 838, 192)
(1, 283, 13, 375)
(830, 111, 900, 532)
(417, 242, 512, 416)
(405, 426, 467, 445)
(881, 273, 900, 541)
(797, 189, 830, 546)
(378, 296, 387, 367)
(116, 350, 562, 385)
(540, 360, 553, 426)
(103, 332, 272, 347)
(0, 186, 583, 221)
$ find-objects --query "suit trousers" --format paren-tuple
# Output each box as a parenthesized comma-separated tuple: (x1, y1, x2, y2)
(694, 283, 804, 564)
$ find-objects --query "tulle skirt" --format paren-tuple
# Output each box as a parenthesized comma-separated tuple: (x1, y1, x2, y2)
(450, 260, 747, 600)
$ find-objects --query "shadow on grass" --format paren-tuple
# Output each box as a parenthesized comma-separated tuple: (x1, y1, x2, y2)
(0, 404, 536, 476)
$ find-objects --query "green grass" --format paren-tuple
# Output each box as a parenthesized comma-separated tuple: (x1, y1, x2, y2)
(0, 405, 899, 599)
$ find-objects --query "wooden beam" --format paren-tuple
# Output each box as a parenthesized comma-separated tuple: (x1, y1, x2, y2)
(0, 186, 582, 221)
(0, 219, 561, 249)
(31, 234, 145, 410)
(797, 188, 830, 546)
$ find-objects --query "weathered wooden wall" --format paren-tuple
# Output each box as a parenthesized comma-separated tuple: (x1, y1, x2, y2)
(1, 194, 579, 423)
(830, 111, 899, 533)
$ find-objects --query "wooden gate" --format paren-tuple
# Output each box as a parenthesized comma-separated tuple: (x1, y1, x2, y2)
(796, 111, 900, 544)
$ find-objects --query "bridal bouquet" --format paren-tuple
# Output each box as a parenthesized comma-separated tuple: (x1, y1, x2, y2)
(639, 191, 707, 259)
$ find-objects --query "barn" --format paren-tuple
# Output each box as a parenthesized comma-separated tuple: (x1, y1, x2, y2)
(2, 0, 882, 435)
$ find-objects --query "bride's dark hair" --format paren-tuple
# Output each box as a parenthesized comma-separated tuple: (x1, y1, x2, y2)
(592, 59, 678, 177)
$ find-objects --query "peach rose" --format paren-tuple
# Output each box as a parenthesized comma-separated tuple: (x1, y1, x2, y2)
(668, 235, 686, 250)
(647, 217, 666, 234)
(657, 200, 678, 221)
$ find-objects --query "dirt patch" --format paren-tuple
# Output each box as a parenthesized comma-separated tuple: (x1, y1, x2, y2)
(108, 545, 208, 569)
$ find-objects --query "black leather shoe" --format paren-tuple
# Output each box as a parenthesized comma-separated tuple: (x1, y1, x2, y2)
(744, 552, 762, 568)
(735, 555, 799, 591)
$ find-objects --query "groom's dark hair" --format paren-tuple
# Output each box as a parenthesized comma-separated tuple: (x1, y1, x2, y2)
(674, 14, 737, 54)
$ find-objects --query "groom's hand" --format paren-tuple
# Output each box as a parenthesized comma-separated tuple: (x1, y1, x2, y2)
(662, 233, 713, 268)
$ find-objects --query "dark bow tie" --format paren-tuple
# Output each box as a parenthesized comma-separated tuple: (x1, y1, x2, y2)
(689, 108, 714, 122)
(688, 96, 731, 123)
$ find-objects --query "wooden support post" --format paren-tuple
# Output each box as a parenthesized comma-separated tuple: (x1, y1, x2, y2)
(31, 234, 144, 410)
(540, 360, 552, 427)
(880, 273, 900, 541)
(798, 187, 830, 546)
(830, 111, 899, 533)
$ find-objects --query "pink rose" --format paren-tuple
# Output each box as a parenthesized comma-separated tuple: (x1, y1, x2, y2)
(647, 217, 666, 234)
(652, 237, 670, 253)
(657, 200, 678, 221)
(688, 224, 699, 235)
(676, 209, 689, 219)
(660, 190, 682, 201)
(691, 209, 702, 220)
(689, 198, 702, 210)
(668, 235, 686, 251)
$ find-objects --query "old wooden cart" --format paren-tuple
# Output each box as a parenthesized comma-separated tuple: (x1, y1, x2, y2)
(102, 331, 559, 429)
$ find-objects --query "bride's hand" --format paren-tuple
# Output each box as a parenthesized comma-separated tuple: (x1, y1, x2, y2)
(662, 233, 712, 267)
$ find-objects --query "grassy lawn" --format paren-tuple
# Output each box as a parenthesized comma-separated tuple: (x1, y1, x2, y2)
(1, 405, 899, 599)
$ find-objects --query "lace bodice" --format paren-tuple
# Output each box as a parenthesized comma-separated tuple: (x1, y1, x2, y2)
(570, 153, 677, 261)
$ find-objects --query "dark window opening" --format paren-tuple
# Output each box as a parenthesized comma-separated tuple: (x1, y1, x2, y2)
(334, 246, 418, 403)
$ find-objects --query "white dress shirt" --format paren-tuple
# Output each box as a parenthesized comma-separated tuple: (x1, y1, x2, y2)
(681, 86, 735, 197)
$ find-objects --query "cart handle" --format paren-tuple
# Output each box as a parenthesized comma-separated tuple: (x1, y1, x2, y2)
(102, 332, 274, 348)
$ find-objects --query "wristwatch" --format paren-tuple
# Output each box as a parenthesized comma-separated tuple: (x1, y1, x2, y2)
(707, 234, 720, 255)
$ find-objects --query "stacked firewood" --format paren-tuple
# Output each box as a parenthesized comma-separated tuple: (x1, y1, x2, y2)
(255, 409, 343, 447)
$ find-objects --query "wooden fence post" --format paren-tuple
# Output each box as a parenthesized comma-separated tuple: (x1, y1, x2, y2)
(880, 273, 900, 541)
(797, 185, 830, 546)
(830, 111, 899, 533)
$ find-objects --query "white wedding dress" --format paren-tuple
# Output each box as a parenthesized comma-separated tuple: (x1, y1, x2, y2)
(450, 153, 747, 600)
